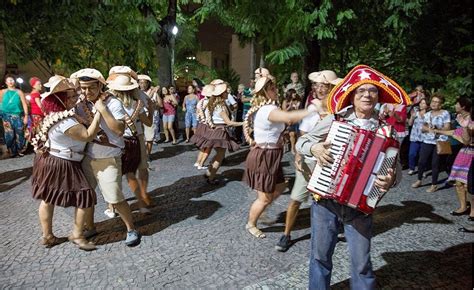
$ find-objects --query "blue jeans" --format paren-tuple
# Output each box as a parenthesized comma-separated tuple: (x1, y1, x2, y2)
(408, 141, 422, 170)
(309, 200, 375, 290)
(185, 112, 198, 128)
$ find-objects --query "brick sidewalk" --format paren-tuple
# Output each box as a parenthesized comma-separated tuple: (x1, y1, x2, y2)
(0, 143, 472, 288)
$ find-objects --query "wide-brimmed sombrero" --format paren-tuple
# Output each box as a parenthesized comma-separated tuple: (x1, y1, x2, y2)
(327, 64, 411, 113)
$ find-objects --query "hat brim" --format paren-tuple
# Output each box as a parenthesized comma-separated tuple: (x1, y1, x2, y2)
(327, 65, 411, 114)
(253, 75, 274, 94)
(107, 82, 139, 91)
(41, 79, 75, 100)
(212, 84, 227, 96)
(137, 75, 152, 82)
(74, 68, 107, 85)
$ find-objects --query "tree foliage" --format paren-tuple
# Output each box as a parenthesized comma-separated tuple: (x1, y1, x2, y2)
(197, 0, 471, 106)
(1, 0, 471, 104)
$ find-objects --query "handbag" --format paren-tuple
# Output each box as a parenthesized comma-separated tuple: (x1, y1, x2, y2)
(430, 114, 452, 155)
(436, 140, 452, 155)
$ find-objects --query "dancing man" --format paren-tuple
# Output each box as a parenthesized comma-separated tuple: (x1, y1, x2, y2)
(276, 70, 340, 252)
(72, 68, 141, 247)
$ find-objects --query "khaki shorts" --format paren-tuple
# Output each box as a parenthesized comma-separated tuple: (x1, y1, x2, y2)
(137, 134, 148, 170)
(143, 124, 155, 142)
(81, 155, 125, 204)
(290, 161, 313, 203)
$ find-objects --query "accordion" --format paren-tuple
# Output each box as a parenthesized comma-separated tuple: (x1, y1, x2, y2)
(307, 121, 399, 214)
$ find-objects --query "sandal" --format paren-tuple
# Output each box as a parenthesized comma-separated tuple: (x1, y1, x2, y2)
(41, 235, 68, 248)
(246, 224, 266, 239)
(143, 195, 155, 207)
(68, 235, 97, 251)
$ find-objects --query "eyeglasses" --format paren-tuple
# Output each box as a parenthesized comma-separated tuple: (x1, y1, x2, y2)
(312, 83, 330, 90)
(355, 88, 378, 95)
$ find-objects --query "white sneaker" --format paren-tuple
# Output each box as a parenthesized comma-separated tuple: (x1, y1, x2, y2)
(139, 207, 152, 214)
(194, 163, 199, 167)
(104, 208, 117, 218)
(197, 165, 208, 170)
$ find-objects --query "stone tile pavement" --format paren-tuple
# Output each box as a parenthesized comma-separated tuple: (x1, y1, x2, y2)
(0, 142, 472, 289)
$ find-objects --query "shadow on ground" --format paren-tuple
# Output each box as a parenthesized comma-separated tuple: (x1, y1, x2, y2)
(149, 144, 197, 160)
(91, 168, 244, 245)
(332, 243, 473, 289)
(0, 167, 32, 192)
(261, 200, 452, 251)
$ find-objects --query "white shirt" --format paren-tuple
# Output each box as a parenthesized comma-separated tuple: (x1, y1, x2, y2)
(225, 94, 237, 107)
(82, 97, 126, 158)
(299, 104, 320, 133)
(212, 106, 226, 125)
(253, 104, 285, 144)
(48, 117, 86, 162)
(123, 97, 146, 137)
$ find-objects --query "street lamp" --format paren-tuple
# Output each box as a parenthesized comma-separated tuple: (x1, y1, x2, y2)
(16, 77, 24, 91)
(171, 25, 178, 36)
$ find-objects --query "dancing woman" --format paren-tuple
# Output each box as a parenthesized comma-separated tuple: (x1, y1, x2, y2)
(243, 75, 317, 238)
(202, 81, 243, 184)
(107, 74, 152, 214)
(183, 85, 199, 142)
(191, 84, 214, 169)
(162, 87, 178, 144)
(31, 75, 101, 250)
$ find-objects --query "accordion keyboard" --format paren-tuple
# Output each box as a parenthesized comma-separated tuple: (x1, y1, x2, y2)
(307, 121, 355, 197)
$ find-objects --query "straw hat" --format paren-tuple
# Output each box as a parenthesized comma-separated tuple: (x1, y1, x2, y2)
(73, 68, 107, 85)
(212, 83, 228, 96)
(137, 74, 152, 82)
(308, 70, 339, 85)
(108, 66, 138, 80)
(210, 79, 225, 85)
(41, 75, 75, 100)
(254, 67, 270, 79)
(107, 74, 139, 91)
(253, 75, 275, 94)
(201, 84, 215, 97)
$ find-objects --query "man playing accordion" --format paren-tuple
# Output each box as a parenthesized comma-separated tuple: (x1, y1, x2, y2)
(296, 65, 411, 290)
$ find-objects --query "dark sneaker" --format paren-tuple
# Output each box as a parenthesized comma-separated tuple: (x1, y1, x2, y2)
(125, 230, 141, 247)
(275, 235, 291, 252)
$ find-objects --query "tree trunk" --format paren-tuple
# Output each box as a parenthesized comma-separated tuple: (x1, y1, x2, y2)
(303, 38, 320, 97)
(157, 44, 172, 87)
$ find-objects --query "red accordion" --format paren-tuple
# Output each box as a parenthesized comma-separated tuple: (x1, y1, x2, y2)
(307, 121, 399, 214)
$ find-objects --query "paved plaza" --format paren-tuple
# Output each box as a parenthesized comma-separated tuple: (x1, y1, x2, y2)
(0, 142, 472, 289)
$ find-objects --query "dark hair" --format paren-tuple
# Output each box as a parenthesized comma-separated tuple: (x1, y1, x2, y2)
(456, 96, 472, 112)
(419, 97, 429, 106)
(285, 88, 301, 101)
(4, 74, 15, 81)
(42, 92, 68, 113)
(430, 93, 445, 104)
(192, 78, 204, 89)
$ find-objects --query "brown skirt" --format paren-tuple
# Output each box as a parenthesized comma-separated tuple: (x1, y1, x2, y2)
(122, 136, 141, 174)
(190, 123, 210, 149)
(243, 147, 284, 193)
(199, 125, 240, 152)
(32, 152, 96, 208)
